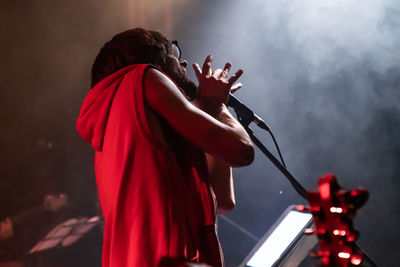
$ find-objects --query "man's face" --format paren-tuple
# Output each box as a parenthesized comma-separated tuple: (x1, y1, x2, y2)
(161, 41, 198, 100)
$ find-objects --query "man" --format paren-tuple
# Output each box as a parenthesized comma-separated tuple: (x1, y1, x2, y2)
(77, 28, 254, 267)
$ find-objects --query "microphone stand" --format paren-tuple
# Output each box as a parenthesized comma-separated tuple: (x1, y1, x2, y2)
(229, 101, 379, 267)
(229, 101, 308, 200)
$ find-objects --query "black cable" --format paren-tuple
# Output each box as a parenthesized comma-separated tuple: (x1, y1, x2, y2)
(266, 128, 287, 169)
(227, 94, 287, 168)
(227, 94, 307, 199)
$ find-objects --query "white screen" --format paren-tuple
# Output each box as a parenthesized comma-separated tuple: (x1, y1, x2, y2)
(246, 210, 312, 267)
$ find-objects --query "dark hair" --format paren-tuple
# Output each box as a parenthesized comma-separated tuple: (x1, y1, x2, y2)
(91, 28, 170, 87)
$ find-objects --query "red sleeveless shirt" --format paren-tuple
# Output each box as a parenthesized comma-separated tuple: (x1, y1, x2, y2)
(77, 64, 222, 267)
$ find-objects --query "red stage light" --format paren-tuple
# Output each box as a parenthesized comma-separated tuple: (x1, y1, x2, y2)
(333, 229, 339, 235)
(330, 207, 343, 213)
(333, 229, 346, 236)
(338, 252, 350, 259)
(322, 256, 330, 265)
(320, 183, 331, 200)
(347, 235, 355, 242)
(351, 255, 363, 265)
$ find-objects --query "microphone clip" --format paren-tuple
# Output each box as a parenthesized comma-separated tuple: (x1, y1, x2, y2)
(227, 94, 270, 131)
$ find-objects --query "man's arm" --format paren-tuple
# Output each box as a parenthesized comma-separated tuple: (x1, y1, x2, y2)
(145, 56, 253, 213)
(206, 154, 235, 214)
(144, 66, 254, 167)
(191, 57, 251, 213)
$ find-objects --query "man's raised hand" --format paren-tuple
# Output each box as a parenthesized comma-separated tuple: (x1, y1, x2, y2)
(192, 55, 243, 115)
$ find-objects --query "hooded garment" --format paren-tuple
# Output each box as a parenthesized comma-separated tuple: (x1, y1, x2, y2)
(76, 64, 222, 267)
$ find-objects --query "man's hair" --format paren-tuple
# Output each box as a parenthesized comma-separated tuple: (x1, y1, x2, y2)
(91, 28, 170, 87)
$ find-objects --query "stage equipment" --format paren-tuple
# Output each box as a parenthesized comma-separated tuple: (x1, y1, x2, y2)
(28, 216, 103, 266)
(239, 205, 317, 267)
(298, 174, 372, 267)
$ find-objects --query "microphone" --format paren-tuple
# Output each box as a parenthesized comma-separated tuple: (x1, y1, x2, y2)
(227, 94, 270, 130)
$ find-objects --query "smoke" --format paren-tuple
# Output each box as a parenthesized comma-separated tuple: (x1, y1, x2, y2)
(175, 0, 399, 265)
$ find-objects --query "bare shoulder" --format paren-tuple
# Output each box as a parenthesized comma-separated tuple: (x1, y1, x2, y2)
(144, 67, 165, 82)
(144, 67, 177, 92)
(143, 66, 194, 118)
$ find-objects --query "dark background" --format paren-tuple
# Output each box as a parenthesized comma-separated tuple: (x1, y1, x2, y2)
(1, 0, 399, 266)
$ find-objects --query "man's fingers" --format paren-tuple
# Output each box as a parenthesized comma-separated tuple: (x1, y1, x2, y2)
(192, 63, 202, 82)
(196, 56, 242, 88)
(228, 69, 243, 85)
(230, 82, 243, 93)
(212, 68, 222, 78)
(202, 55, 213, 78)
(220, 62, 231, 79)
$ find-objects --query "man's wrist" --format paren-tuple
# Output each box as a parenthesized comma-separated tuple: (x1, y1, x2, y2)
(193, 98, 225, 117)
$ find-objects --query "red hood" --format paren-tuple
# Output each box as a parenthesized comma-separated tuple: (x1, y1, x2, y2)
(76, 64, 148, 151)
